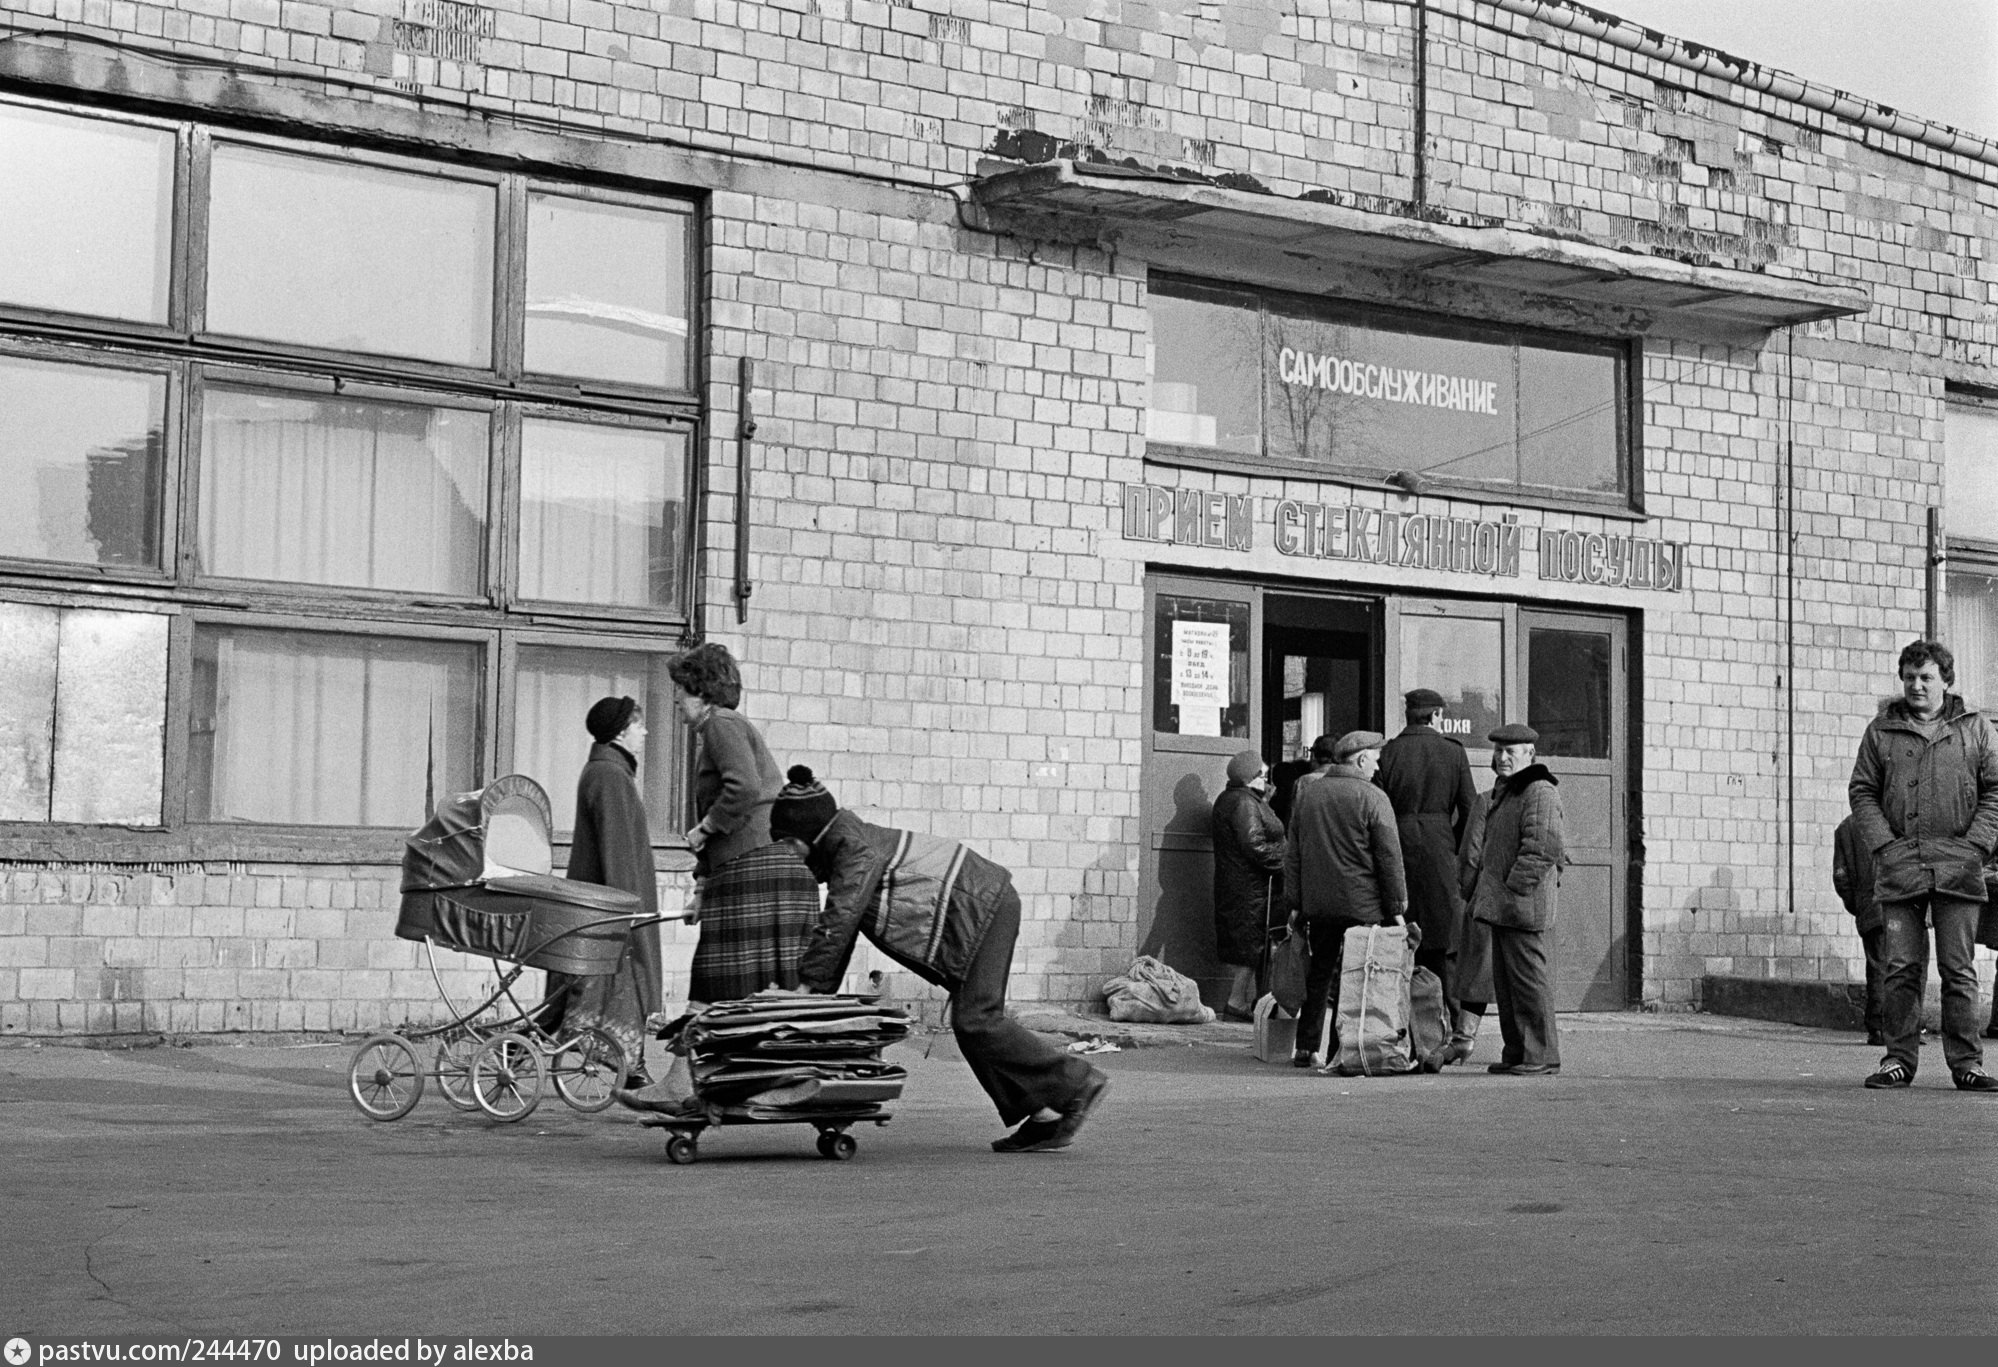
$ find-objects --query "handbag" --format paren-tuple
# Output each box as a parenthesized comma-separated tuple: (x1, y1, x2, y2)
(1267, 924, 1310, 1016)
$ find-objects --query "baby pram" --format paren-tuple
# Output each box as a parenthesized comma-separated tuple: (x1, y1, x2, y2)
(642, 995, 911, 1163)
(346, 774, 673, 1124)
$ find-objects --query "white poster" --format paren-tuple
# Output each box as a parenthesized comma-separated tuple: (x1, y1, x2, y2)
(1170, 620, 1230, 737)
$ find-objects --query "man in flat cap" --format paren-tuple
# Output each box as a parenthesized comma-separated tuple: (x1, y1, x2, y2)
(1282, 730, 1408, 1067)
(1461, 723, 1565, 1075)
(1375, 687, 1482, 1063)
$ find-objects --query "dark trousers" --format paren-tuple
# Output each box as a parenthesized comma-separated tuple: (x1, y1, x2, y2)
(1859, 923, 1928, 1041)
(1879, 895, 1983, 1074)
(1294, 915, 1360, 1061)
(953, 886, 1094, 1126)
(1489, 922, 1558, 1068)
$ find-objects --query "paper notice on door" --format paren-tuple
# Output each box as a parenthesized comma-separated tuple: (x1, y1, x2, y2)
(1171, 620, 1230, 736)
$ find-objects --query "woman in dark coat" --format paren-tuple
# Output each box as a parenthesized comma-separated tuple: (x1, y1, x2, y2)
(1211, 749, 1285, 1020)
(669, 642, 818, 1004)
(548, 695, 660, 1085)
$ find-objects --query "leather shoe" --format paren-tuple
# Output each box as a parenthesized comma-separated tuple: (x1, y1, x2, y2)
(1293, 1051, 1319, 1069)
(1487, 1061, 1520, 1074)
(1496, 1062, 1560, 1075)
(991, 1118, 1063, 1153)
(1952, 1069, 1998, 1092)
(1045, 1069, 1111, 1149)
(1436, 1039, 1473, 1067)
(615, 1081, 698, 1115)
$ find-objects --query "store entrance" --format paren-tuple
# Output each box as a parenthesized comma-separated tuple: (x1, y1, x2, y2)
(1138, 571, 1634, 1013)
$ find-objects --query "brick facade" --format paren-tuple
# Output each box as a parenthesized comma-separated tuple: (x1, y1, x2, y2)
(1, 0, 1995, 1035)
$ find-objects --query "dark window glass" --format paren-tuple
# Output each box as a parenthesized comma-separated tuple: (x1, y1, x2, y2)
(1148, 286, 1261, 455)
(1153, 596, 1250, 737)
(518, 418, 686, 609)
(0, 104, 174, 324)
(513, 645, 676, 840)
(207, 145, 495, 367)
(197, 385, 488, 595)
(0, 354, 165, 569)
(1528, 628, 1612, 759)
(188, 626, 480, 827)
(525, 194, 690, 389)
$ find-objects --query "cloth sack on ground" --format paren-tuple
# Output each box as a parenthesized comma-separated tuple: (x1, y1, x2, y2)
(1266, 926, 1311, 1016)
(1408, 965, 1450, 1070)
(1329, 922, 1418, 1075)
(1103, 955, 1217, 1024)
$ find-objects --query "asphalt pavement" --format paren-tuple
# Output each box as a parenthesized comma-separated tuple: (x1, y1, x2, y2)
(2, 1012, 1994, 1336)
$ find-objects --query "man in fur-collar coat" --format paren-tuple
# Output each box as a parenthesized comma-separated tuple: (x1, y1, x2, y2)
(1464, 723, 1565, 1075)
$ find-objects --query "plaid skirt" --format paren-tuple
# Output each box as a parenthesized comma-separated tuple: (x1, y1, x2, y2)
(689, 842, 821, 1003)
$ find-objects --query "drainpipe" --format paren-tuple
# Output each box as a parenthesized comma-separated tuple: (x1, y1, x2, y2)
(1926, 508, 1946, 641)
(1412, 0, 1428, 214)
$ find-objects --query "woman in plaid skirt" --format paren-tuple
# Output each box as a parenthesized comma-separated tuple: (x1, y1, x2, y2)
(668, 643, 819, 1004)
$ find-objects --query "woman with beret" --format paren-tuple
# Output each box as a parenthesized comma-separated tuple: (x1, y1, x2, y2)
(546, 694, 661, 1085)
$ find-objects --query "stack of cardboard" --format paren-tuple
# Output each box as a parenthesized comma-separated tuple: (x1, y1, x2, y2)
(681, 995, 910, 1119)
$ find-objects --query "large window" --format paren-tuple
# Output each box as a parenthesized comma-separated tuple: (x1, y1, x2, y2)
(1147, 276, 1634, 508)
(0, 97, 701, 849)
(1946, 400, 1998, 710)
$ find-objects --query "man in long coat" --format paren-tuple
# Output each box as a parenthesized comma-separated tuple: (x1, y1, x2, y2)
(1464, 723, 1564, 1076)
(1375, 688, 1479, 1011)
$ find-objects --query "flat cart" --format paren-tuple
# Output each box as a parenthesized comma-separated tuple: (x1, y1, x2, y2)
(639, 995, 912, 1163)
(346, 774, 677, 1124)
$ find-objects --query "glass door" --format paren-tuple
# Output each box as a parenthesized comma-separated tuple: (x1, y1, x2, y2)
(1385, 598, 1514, 779)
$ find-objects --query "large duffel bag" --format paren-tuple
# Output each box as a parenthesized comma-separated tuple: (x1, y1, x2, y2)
(1329, 922, 1418, 1076)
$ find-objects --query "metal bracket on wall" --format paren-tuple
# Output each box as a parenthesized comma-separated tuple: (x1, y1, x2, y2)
(735, 356, 756, 624)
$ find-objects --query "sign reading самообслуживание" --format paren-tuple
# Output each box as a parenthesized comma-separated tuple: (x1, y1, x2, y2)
(1118, 483, 1685, 592)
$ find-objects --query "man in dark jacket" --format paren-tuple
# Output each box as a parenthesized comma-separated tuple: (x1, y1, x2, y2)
(1464, 723, 1564, 1076)
(1282, 730, 1407, 1068)
(770, 767, 1111, 1150)
(1212, 749, 1286, 1021)
(1847, 640, 1998, 1091)
(1375, 688, 1480, 1023)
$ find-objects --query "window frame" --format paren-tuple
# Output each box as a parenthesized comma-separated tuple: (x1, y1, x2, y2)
(1146, 272, 1644, 518)
(0, 95, 705, 861)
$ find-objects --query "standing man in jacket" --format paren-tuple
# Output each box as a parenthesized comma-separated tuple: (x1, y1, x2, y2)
(770, 767, 1113, 1150)
(1464, 723, 1565, 1076)
(1375, 688, 1481, 1052)
(1847, 640, 1998, 1091)
(1212, 750, 1286, 1022)
(1282, 731, 1407, 1068)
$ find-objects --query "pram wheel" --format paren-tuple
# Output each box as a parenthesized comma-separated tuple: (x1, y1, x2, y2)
(349, 1034, 425, 1121)
(551, 1028, 627, 1113)
(470, 1031, 544, 1122)
(816, 1130, 858, 1161)
(433, 1032, 483, 1111)
(664, 1133, 699, 1164)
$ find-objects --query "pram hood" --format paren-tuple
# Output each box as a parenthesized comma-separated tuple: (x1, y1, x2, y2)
(401, 774, 555, 893)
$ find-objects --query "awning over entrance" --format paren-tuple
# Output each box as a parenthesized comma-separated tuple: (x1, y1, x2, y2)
(970, 161, 1869, 331)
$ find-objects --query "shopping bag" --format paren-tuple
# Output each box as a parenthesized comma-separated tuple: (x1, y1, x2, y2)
(1267, 926, 1310, 1016)
(1251, 993, 1297, 1063)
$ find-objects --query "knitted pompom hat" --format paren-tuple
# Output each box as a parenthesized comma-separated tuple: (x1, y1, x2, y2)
(770, 764, 839, 844)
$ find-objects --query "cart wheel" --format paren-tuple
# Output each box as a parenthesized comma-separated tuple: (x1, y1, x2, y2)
(348, 1034, 425, 1121)
(818, 1131, 858, 1162)
(664, 1134, 698, 1165)
(433, 1033, 483, 1111)
(470, 1031, 544, 1122)
(552, 1029, 627, 1114)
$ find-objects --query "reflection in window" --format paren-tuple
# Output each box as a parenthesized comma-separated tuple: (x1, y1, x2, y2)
(1944, 404, 1998, 540)
(0, 355, 165, 569)
(188, 626, 479, 826)
(0, 104, 174, 324)
(1518, 346, 1620, 493)
(1400, 614, 1503, 743)
(514, 646, 676, 839)
(1528, 628, 1611, 759)
(1947, 570, 1998, 711)
(526, 195, 690, 389)
(206, 145, 495, 366)
(1147, 286, 1262, 455)
(518, 419, 685, 608)
(197, 386, 487, 595)
(1153, 596, 1250, 737)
